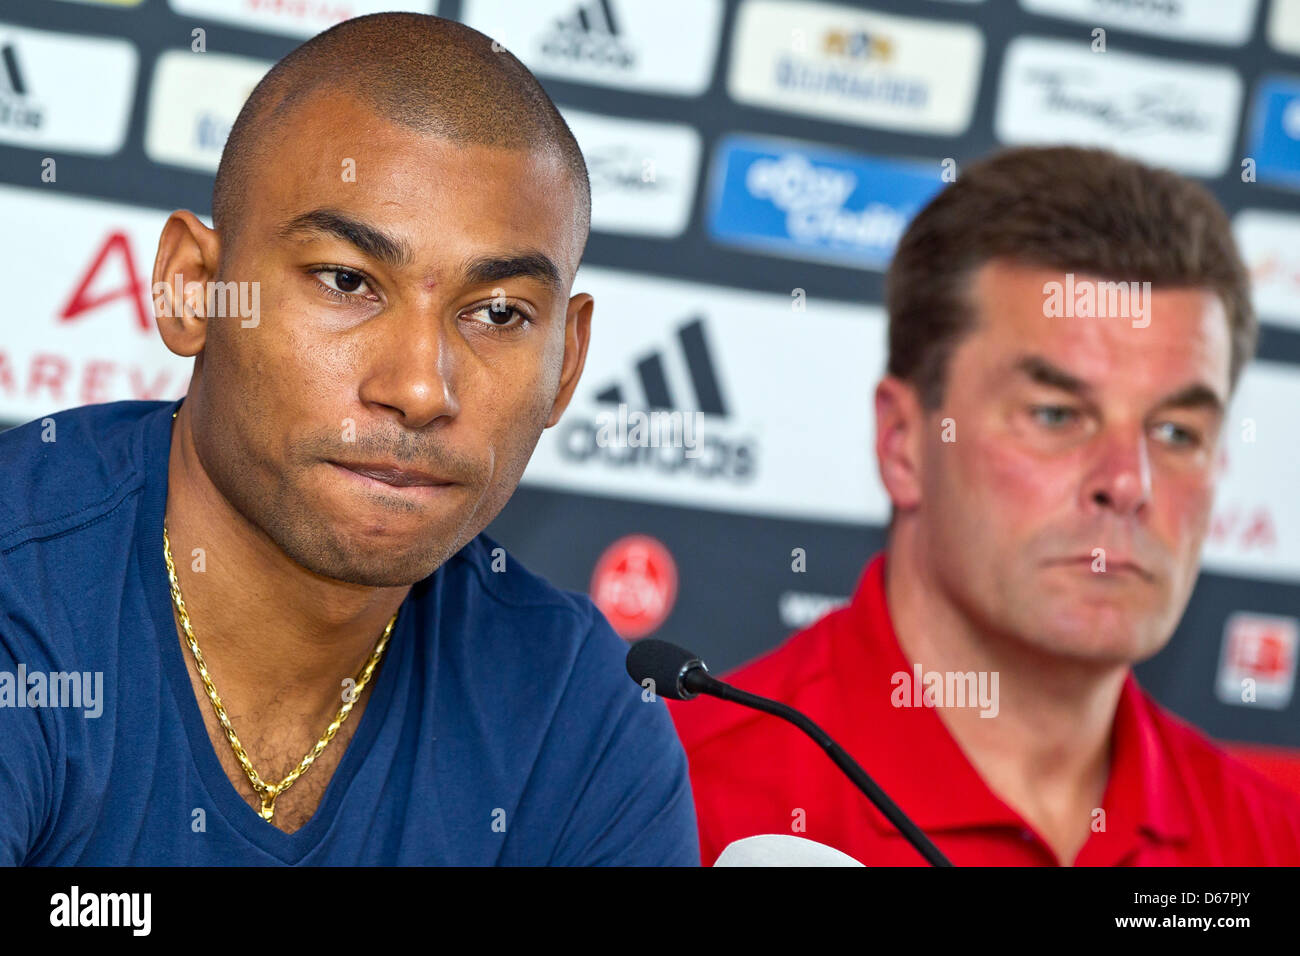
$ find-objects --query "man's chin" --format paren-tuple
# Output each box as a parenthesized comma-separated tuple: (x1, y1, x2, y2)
(1027, 608, 1173, 666)
(307, 541, 463, 587)
(276, 514, 472, 587)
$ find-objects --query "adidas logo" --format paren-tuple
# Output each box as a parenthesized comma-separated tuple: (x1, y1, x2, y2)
(557, 317, 758, 482)
(540, 0, 637, 69)
(0, 43, 42, 133)
(1, 44, 27, 96)
(593, 317, 726, 416)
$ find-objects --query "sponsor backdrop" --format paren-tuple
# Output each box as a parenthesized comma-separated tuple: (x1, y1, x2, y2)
(2, 0, 1299, 790)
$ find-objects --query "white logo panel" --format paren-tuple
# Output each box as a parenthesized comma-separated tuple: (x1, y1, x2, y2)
(1234, 209, 1300, 332)
(560, 108, 701, 238)
(167, 0, 434, 39)
(524, 267, 887, 525)
(0, 186, 192, 425)
(145, 51, 273, 173)
(1268, 0, 1300, 55)
(0, 22, 136, 155)
(462, 0, 724, 96)
(1204, 362, 1300, 584)
(727, 0, 984, 135)
(996, 38, 1242, 178)
(1020, 0, 1258, 46)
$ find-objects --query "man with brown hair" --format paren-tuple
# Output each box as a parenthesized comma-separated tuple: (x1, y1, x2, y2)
(670, 145, 1300, 866)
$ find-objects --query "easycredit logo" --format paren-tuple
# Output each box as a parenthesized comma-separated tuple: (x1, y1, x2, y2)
(0, 22, 136, 155)
(707, 136, 945, 270)
(727, 0, 984, 135)
(995, 37, 1242, 178)
(1242, 75, 1300, 193)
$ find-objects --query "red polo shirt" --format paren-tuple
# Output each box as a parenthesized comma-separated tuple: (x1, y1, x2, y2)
(668, 551, 1300, 866)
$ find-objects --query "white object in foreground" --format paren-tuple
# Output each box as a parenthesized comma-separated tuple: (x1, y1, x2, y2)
(713, 835, 866, 867)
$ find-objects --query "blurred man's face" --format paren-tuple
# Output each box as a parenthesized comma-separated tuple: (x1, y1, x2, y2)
(915, 258, 1231, 665)
(164, 89, 590, 588)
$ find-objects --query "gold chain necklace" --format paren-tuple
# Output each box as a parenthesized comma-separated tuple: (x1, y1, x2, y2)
(162, 410, 397, 823)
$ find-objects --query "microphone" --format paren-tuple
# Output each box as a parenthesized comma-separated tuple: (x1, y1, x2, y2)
(627, 638, 953, 867)
(714, 834, 865, 867)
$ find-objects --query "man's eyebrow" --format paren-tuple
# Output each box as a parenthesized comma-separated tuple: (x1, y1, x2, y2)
(1011, 354, 1225, 415)
(460, 252, 564, 295)
(276, 209, 412, 269)
(1152, 382, 1225, 416)
(1012, 355, 1093, 397)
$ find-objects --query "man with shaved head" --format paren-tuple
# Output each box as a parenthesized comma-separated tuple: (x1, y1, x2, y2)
(0, 13, 696, 865)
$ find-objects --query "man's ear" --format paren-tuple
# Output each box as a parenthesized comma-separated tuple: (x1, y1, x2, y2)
(151, 210, 221, 359)
(545, 292, 594, 428)
(875, 375, 925, 515)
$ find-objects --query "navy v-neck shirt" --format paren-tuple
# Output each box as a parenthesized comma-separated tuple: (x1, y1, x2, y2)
(0, 399, 697, 865)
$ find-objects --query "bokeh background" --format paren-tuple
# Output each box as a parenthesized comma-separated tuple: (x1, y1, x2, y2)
(1, 0, 1298, 792)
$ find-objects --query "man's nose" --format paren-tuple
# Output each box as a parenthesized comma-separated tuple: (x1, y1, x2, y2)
(359, 308, 461, 428)
(1084, 425, 1152, 519)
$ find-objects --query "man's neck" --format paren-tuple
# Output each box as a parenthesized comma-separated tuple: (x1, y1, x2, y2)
(883, 532, 1127, 865)
(163, 405, 410, 725)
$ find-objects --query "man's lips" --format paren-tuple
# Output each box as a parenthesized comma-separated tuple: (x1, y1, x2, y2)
(328, 460, 454, 489)
(1045, 555, 1155, 582)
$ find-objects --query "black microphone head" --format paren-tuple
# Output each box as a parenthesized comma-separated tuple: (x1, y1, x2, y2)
(626, 638, 709, 700)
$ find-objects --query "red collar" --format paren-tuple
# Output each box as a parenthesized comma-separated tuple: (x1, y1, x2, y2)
(832, 551, 1192, 847)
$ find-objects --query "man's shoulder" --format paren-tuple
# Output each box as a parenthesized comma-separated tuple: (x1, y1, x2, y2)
(442, 531, 598, 631)
(432, 531, 631, 682)
(428, 533, 696, 865)
(668, 603, 848, 755)
(0, 400, 163, 552)
(1134, 680, 1300, 823)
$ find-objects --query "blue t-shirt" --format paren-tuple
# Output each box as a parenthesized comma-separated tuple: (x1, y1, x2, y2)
(0, 398, 698, 865)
